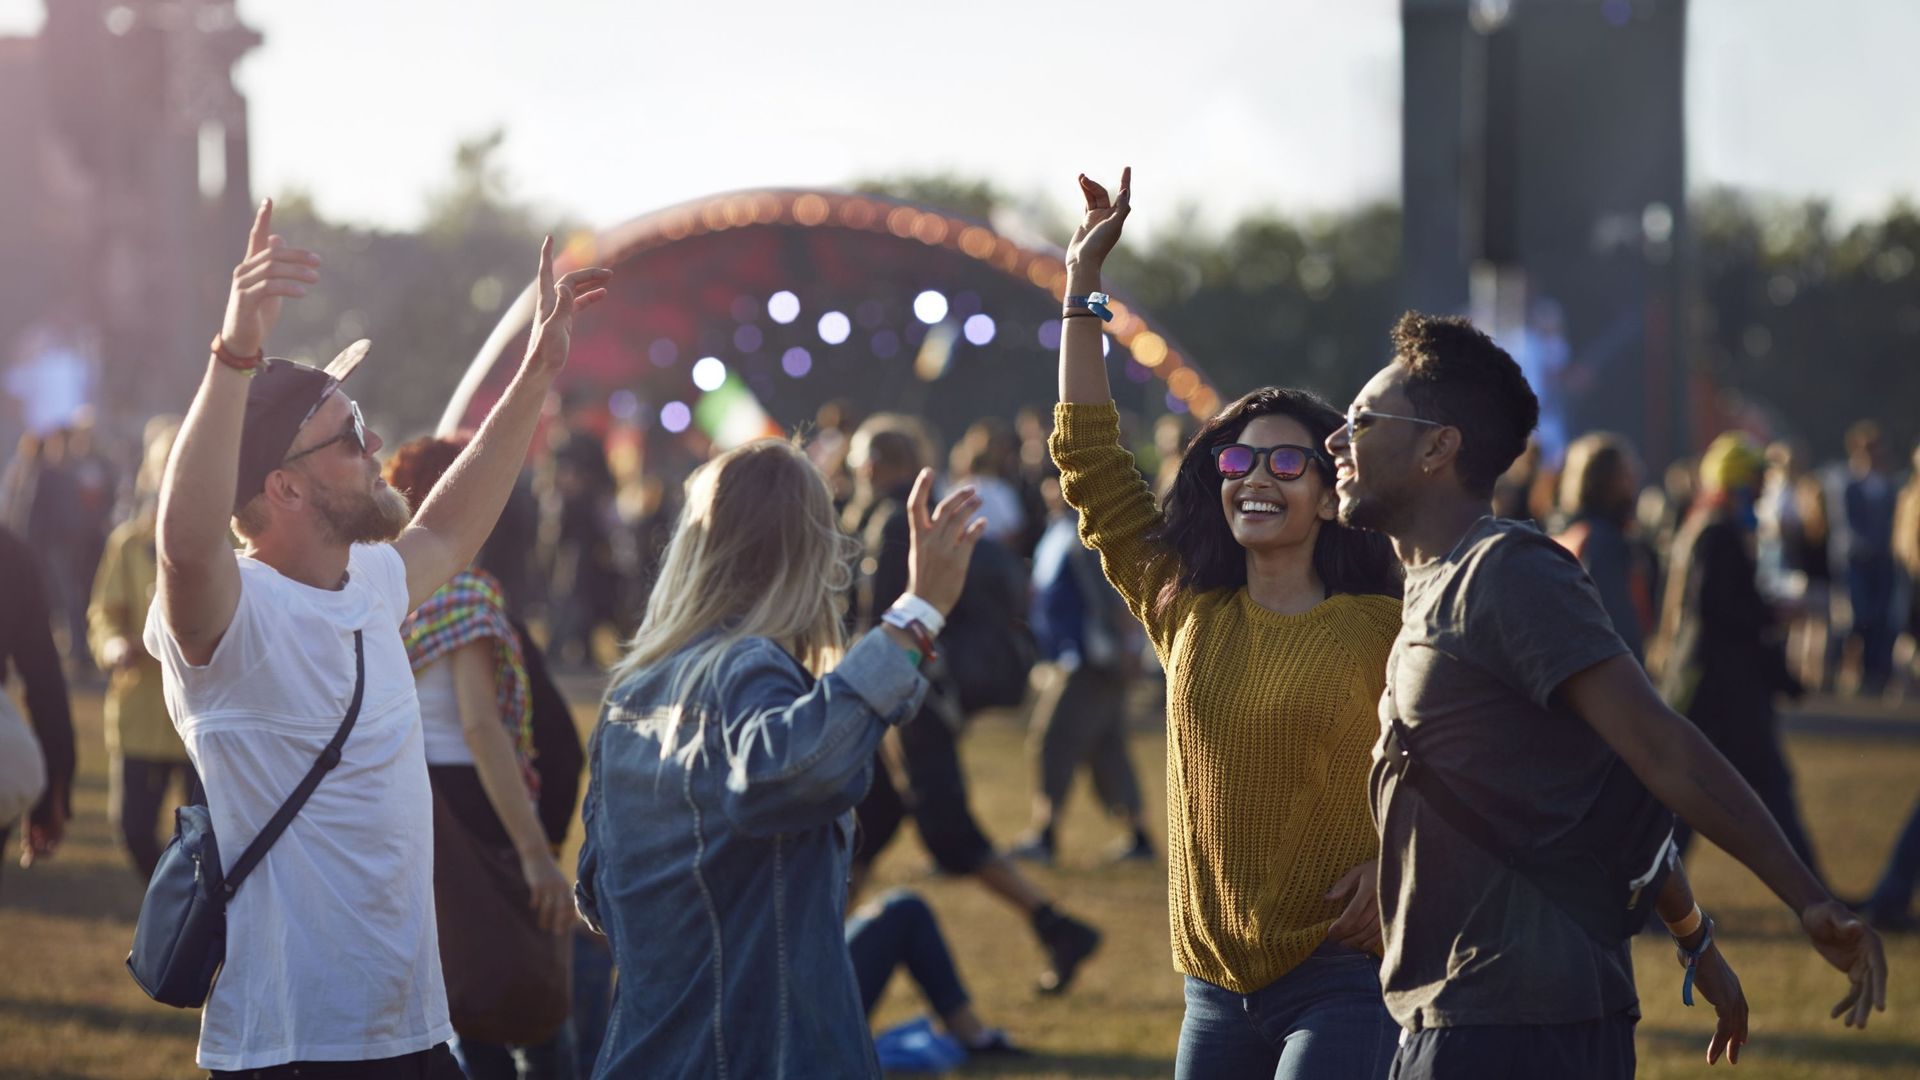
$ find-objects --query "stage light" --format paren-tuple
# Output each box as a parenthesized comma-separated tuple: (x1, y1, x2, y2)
(963, 314, 996, 346)
(692, 356, 728, 392)
(609, 389, 639, 421)
(913, 290, 949, 324)
(819, 311, 852, 345)
(767, 290, 801, 324)
(649, 339, 679, 368)
(794, 195, 830, 226)
(782, 347, 813, 377)
(661, 401, 692, 433)
(1037, 320, 1062, 350)
(734, 325, 764, 352)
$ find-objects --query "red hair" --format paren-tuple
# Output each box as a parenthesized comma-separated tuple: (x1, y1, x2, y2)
(382, 433, 473, 517)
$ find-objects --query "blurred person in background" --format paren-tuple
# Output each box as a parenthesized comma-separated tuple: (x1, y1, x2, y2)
(947, 418, 1030, 553)
(1655, 433, 1821, 879)
(576, 443, 983, 1079)
(386, 434, 573, 1080)
(1759, 439, 1835, 692)
(64, 411, 117, 682)
(9, 427, 89, 670)
(1895, 439, 1920, 699)
(1840, 420, 1899, 697)
(87, 417, 199, 880)
(539, 401, 617, 670)
(1856, 439, 1920, 932)
(1152, 412, 1194, 499)
(1008, 472, 1151, 866)
(1057, 169, 1406, 1079)
(847, 888, 1024, 1060)
(844, 414, 1103, 997)
(0, 521, 75, 882)
(1554, 432, 1656, 662)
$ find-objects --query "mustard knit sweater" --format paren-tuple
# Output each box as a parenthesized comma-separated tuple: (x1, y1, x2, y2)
(1051, 401, 1400, 994)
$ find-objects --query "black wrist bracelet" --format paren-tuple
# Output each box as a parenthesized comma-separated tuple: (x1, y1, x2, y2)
(1060, 311, 1102, 320)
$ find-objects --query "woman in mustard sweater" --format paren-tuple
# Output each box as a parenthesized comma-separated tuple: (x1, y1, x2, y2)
(1052, 168, 1404, 1079)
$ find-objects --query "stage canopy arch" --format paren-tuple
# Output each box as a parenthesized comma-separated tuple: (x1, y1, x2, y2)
(440, 187, 1217, 450)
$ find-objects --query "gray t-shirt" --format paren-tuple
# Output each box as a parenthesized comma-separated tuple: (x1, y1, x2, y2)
(1370, 517, 1634, 1029)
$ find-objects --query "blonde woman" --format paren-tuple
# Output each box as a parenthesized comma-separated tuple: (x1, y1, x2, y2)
(576, 441, 982, 1079)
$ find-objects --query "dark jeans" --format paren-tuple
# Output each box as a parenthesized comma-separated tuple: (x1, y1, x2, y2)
(1847, 556, 1898, 694)
(1388, 1011, 1636, 1080)
(1029, 664, 1141, 818)
(571, 927, 617, 1075)
(210, 1044, 462, 1080)
(1175, 944, 1397, 1080)
(115, 756, 204, 880)
(1867, 793, 1920, 920)
(449, 1036, 566, 1080)
(854, 711, 995, 876)
(846, 889, 970, 1019)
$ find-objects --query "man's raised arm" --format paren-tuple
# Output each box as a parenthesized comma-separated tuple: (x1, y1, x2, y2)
(394, 237, 610, 610)
(156, 200, 321, 663)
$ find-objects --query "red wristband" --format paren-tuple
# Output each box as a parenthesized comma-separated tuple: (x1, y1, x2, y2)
(210, 334, 263, 374)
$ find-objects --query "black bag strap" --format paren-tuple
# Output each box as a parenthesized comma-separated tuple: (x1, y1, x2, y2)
(1384, 710, 1523, 870)
(220, 630, 366, 903)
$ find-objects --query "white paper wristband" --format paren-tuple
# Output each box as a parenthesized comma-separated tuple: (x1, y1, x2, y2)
(887, 594, 946, 638)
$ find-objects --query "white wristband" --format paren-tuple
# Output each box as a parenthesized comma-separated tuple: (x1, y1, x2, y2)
(887, 594, 945, 638)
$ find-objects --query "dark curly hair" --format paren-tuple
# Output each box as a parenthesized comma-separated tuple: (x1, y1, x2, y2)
(1149, 386, 1401, 615)
(1390, 312, 1539, 497)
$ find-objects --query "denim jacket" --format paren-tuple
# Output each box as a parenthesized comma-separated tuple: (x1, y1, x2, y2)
(576, 628, 927, 1079)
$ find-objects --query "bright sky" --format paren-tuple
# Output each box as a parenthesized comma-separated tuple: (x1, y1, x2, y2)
(3, 0, 1915, 234)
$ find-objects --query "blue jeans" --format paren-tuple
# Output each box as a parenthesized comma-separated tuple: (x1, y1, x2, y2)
(1175, 943, 1398, 1080)
(845, 889, 970, 1018)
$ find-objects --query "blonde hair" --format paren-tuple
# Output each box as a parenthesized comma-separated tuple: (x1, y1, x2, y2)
(607, 439, 857, 744)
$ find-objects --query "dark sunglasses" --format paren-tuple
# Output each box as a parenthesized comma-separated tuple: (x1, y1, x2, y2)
(1212, 442, 1328, 482)
(283, 399, 368, 464)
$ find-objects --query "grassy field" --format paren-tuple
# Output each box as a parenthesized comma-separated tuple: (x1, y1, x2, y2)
(2, 689, 1916, 1079)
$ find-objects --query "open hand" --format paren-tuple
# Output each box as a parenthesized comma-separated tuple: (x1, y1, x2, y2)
(1064, 167, 1132, 276)
(522, 235, 613, 376)
(1324, 859, 1382, 953)
(904, 469, 986, 617)
(521, 850, 575, 936)
(1687, 941, 1748, 1064)
(220, 199, 322, 358)
(1802, 899, 1889, 1029)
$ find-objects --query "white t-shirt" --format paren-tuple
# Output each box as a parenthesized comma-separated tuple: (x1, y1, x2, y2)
(413, 657, 475, 766)
(144, 544, 452, 1071)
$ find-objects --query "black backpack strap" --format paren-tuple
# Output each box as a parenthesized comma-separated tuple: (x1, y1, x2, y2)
(220, 630, 366, 903)
(1384, 710, 1523, 869)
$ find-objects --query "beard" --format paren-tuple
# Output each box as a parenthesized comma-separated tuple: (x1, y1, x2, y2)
(312, 474, 411, 544)
(1336, 490, 1393, 533)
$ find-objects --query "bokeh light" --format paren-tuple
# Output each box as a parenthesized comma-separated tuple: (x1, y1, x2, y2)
(660, 401, 691, 433)
(818, 310, 852, 344)
(781, 346, 813, 377)
(767, 290, 801, 324)
(648, 338, 679, 368)
(692, 356, 728, 391)
(608, 389, 638, 421)
(1037, 320, 1062, 350)
(913, 290, 949, 324)
(733, 325, 764, 352)
(962, 314, 996, 346)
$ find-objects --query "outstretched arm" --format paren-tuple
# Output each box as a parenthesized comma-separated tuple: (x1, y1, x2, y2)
(156, 199, 322, 664)
(394, 237, 611, 610)
(1059, 167, 1130, 405)
(1563, 654, 1887, 1029)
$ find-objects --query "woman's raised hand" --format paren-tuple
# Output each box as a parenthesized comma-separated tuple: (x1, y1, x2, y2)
(905, 468, 986, 617)
(1064, 167, 1132, 277)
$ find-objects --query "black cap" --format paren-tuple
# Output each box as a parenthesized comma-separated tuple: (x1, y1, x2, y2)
(234, 340, 370, 513)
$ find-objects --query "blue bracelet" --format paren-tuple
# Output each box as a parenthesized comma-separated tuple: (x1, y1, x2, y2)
(1064, 292, 1113, 322)
(1676, 915, 1715, 1006)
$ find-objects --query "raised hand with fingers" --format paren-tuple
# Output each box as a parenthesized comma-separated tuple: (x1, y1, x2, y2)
(1801, 898, 1889, 1030)
(523, 235, 614, 377)
(1064, 166, 1132, 277)
(219, 198, 322, 360)
(904, 468, 987, 618)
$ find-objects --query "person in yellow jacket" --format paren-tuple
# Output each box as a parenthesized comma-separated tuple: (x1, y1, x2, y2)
(88, 418, 198, 880)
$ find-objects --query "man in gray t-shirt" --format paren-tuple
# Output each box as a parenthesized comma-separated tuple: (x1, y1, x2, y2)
(1372, 517, 1632, 1029)
(1327, 312, 1885, 1079)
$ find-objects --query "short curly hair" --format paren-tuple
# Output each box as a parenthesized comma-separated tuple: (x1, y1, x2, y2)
(382, 432, 473, 517)
(1391, 312, 1538, 497)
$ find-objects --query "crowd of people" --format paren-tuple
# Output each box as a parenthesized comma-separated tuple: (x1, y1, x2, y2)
(0, 171, 1912, 1079)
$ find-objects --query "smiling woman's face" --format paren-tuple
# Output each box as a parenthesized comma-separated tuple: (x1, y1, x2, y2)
(1217, 412, 1334, 554)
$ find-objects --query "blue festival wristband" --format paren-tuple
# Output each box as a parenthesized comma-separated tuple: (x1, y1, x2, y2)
(1676, 915, 1715, 1006)
(1064, 292, 1113, 323)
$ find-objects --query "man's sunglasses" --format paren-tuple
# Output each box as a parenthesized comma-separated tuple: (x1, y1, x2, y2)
(1344, 405, 1445, 442)
(1212, 442, 1329, 482)
(283, 399, 368, 464)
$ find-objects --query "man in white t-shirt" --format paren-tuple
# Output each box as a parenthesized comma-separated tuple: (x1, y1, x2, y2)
(145, 199, 609, 1078)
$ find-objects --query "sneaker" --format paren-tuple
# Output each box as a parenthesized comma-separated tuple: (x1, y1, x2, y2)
(1006, 833, 1055, 866)
(1035, 913, 1101, 995)
(1107, 833, 1155, 865)
(963, 1028, 1029, 1056)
